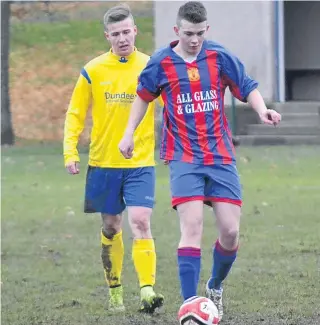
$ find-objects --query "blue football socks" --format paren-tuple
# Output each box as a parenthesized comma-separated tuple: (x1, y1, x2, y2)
(177, 247, 201, 301)
(208, 240, 238, 290)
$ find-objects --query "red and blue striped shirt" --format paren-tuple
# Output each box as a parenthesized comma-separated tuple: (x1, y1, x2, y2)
(137, 40, 258, 165)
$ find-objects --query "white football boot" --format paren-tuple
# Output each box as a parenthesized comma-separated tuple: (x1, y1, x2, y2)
(205, 280, 223, 322)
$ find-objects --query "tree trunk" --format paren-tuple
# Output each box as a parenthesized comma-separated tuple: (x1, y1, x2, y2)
(1, 1, 15, 145)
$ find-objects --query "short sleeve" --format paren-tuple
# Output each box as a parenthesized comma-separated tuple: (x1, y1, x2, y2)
(219, 49, 258, 102)
(137, 57, 161, 102)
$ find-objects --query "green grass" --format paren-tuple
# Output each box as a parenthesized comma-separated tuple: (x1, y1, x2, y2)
(11, 18, 154, 56)
(2, 145, 320, 325)
(10, 18, 154, 88)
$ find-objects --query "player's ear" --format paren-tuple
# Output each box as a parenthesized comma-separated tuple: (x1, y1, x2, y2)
(206, 24, 210, 32)
(133, 25, 138, 36)
(104, 31, 110, 41)
(173, 25, 179, 37)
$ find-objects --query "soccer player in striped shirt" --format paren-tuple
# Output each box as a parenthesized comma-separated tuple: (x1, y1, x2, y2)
(63, 5, 163, 314)
(119, 1, 281, 321)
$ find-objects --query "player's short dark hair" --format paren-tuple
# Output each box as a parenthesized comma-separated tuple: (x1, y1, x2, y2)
(103, 4, 134, 31)
(177, 1, 207, 26)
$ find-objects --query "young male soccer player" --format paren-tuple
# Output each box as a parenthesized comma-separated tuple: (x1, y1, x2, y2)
(63, 4, 164, 314)
(119, 1, 281, 321)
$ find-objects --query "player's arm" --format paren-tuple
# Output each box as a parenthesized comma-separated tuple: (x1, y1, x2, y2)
(124, 96, 149, 136)
(63, 68, 91, 173)
(247, 89, 280, 125)
(119, 57, 161, 159)
(119, 96, 149, 159)
(220, 50, 281, 125)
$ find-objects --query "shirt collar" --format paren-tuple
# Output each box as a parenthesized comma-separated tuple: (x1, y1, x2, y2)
(109, 47, 137, 63)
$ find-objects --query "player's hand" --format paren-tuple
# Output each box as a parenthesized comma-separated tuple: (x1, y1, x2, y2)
(66, 161, 80, 175)
(119, 134, 134, 159)
(259, 109, 282, 126)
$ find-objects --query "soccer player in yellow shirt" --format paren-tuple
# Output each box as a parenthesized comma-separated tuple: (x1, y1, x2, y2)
(63, 4, 164, 313)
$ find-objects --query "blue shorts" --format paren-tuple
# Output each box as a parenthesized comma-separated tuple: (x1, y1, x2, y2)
(169, 161, 242, 209)
(84, 166, 155, 215)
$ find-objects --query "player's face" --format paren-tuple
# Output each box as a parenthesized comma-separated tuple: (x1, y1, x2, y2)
(174, 19, 209, 55)
(105, 17, 137, 57)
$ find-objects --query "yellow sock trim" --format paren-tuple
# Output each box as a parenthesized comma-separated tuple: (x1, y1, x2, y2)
(101, 229, 124, 287)
(132, 239, 156, 288)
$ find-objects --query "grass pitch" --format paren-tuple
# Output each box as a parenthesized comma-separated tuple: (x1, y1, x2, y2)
(2, 144, 320, 325)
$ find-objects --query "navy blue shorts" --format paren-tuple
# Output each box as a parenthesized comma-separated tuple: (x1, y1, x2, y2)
(84, 166, 155, 215)
(169, 161, 242, 209)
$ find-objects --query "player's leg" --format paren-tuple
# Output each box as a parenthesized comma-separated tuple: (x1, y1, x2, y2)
(204, 164, 242, 320)
(206, 202, 240, 321)
(100, 213, 125, 312)
(170, 161, 205, 302)
(123, 167, 164, 313)
(176, 200, 203, 300)
(212, 202, 240, 288)
(84, 166, 126, 311)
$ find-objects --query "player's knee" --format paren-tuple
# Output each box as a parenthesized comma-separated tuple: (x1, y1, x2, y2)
(102, 214, 122, 239)
(184, 227, 202, 241)
(178, 202, 203, 241)
(182, 216, 203, 239)
(102, 226, 118, 239)
(131, 213, 150, 232)
(225, 227, 239, 240)
(129, 207, 152, 232)
(220, 226, 239, 246)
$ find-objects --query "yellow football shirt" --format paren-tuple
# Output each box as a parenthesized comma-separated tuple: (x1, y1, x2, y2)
(64, 48, 161, 168)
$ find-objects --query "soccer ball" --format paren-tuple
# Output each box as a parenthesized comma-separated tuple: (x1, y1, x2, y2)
(178, 296, 220, 325)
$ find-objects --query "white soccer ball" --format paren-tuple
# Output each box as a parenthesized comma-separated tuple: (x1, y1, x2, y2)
(178, 296, 220, 325)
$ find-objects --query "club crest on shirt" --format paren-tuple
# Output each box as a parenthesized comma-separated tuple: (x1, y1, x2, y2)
(187, 67, 200, 82)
